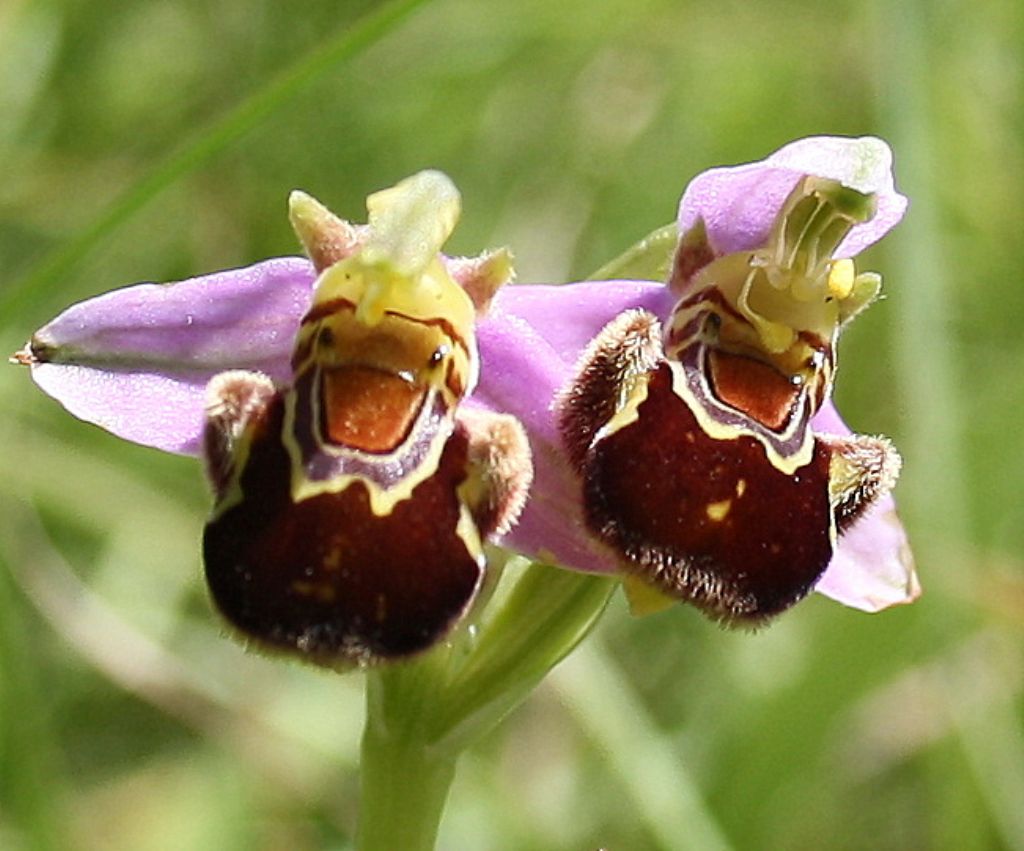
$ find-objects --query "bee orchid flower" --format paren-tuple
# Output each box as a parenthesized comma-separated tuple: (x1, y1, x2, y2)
(478, 136, 917, 620)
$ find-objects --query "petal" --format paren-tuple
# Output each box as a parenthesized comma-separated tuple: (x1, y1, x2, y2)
(808, 399, 851, 434)
(34, 366, 223, 455)
(677, 136, 908, 258)
(26, 257, 315, 453)
(814, 498, 920, 612)
(811, 401, 920, 610)
(474, 280, 673, 573)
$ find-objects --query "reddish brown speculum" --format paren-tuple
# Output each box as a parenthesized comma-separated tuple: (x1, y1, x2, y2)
(320, 366, 426, 452)
(706, 350, 798, 432)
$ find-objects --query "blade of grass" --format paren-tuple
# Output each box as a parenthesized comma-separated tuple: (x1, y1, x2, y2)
(1, 0, 433, 321)
(0, 548, 72, 851)
(553, 641, 734, 851)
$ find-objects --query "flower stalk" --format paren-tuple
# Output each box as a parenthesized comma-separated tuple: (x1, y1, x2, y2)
(355, 559, 616, 848)
(357, 659, 458, 851)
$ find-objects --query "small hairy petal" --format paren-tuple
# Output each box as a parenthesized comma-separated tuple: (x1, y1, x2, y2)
(28, 258, 315, 453)
(811, 401, 919, 610)
(677, 136, 908, 258)
(474, 281, 673, 573)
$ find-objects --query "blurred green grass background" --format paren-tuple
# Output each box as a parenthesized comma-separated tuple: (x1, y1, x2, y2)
(1, 0, 1022, 848)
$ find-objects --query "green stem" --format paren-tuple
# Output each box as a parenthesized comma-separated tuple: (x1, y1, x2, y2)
(356, 735, 455, 851)
(356, 660, 457, 851)
(353, 562, 618, 849)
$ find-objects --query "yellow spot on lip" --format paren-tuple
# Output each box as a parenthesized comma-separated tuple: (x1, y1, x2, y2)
(291, 581, 337, 603)
(828, 258, 856, 299)
(735, 479, 747, 498)
(706, 499, 732, 522)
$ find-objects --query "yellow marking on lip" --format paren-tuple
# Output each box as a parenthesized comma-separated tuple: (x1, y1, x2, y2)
(735, 479, 747, 497)
(705, 499, 732, 522)
(292, 581, 337, 603)
(281, 381, 453, 515)
(667, 360, 815, 475)
(593, 369, 652, 443)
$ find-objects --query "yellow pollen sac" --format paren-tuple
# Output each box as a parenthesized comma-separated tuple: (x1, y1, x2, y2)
(705, 499, 732, 522)
(828, 258, 856, 300)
